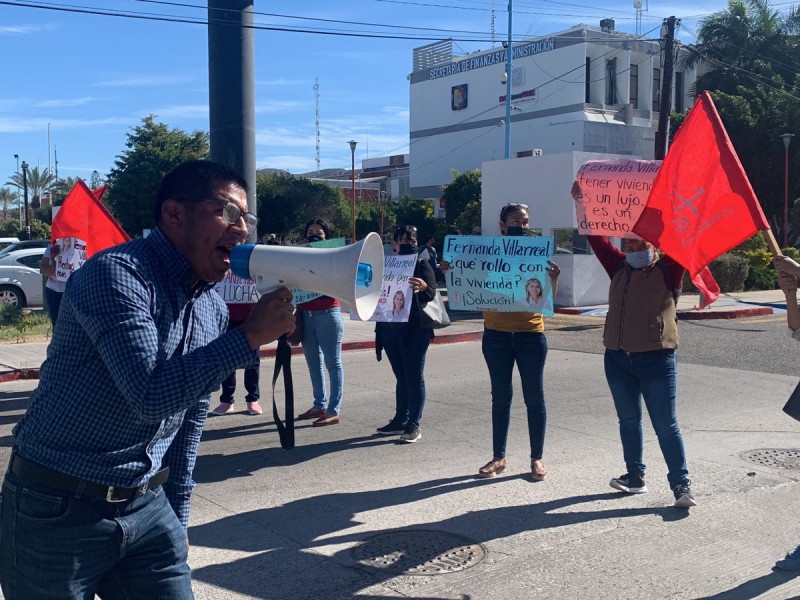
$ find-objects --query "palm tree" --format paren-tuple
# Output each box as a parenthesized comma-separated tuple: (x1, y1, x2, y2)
(0, 188, 18, 220)
(5, 166, 57, 210)
(681, 0, 798, 95)
(51, 176, 80, 205)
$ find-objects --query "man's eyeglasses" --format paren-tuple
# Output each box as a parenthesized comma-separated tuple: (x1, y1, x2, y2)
(183, 198, 259, 234)
(500, 202, 529, 220)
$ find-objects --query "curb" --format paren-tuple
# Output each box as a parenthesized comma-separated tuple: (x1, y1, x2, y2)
(0, 369, 40, 383)
(676, 306, 773, 320)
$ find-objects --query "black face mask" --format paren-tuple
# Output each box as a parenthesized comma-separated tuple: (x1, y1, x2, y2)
(398, 243, 418, 255)
(505, 226, 529, 237)
(307, 235, 324, 243)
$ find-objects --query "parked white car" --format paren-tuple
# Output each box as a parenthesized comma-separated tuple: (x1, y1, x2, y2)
(0, 248, 46, 308)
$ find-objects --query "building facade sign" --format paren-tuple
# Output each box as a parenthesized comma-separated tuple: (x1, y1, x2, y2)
(428, 38, 555, 80)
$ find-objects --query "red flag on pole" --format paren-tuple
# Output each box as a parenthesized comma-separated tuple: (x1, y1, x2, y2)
(51, 180, 129, 258)
(633, 91, 769, 278)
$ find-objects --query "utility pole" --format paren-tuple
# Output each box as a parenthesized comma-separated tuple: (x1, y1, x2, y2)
(654, 16, 677, 161)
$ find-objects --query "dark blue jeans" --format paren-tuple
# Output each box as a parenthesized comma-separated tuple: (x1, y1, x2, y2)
(0, 470, 192, 599)
(220, 319, 260, 404)
(481, 329, 548, 459)
(44, 287, 62, 326)
(381, 323, 432, 429)
(604, 348, 689, 488)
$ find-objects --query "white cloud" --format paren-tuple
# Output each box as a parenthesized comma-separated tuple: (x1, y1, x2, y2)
(93, 75, 194, 88)
(0, 116, 132, 133)
(34, 97, 109, 108)
(0, 23, 55, 35)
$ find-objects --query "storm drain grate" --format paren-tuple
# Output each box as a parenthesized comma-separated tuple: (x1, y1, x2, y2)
(740, 448, 800, 469)
(352, 529, 486, 575)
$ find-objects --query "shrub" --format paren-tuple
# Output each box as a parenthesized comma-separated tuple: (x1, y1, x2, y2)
(783, 247, 800, 261)
(0, 305, 22, 325)
(682, 253, 750, 293)
(743, 247, 777, 290)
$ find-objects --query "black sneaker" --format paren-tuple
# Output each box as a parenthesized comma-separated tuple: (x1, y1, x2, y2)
(610, 473, 648, 494)
(672, 480, 697, 508)
(400, 425, 421, 443)
(376, 420, 406, 435)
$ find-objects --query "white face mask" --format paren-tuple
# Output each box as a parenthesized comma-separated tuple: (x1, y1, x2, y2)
(625, 248, 654, 269)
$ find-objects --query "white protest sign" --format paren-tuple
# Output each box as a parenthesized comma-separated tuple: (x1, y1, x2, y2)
(575, 159, 661, 237)
(214, 271, 260, 304)
(53, 237, 87, 283)
(350, 254, 416, 322)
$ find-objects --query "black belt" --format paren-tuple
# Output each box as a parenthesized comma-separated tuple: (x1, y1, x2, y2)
(8, 453, 169, 503)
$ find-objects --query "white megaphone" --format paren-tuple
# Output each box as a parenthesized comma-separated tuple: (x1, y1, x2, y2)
(230, 232, 385, 321)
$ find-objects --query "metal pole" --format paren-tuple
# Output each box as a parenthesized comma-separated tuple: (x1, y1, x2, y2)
(655, 16, 677, 160)
(504, 0, 513, 159)
(21, 161, 29, 239)
(13, 154, 21, 228)
(349, 140, 357, 242)
(208, 0, 256, 240)
(782, 133, 795, 247)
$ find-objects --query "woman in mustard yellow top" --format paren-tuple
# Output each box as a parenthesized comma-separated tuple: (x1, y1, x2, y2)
(473, 203, 560, 481)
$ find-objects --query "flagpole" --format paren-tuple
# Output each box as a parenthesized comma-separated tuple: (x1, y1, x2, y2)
(764, 229, 783, 257)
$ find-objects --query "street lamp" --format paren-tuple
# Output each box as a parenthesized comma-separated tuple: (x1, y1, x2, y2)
(20, 161, 30, 239)
(781, 133, 795, 247)
(348, 140, 357, 242)
(13, 154, 20, 228)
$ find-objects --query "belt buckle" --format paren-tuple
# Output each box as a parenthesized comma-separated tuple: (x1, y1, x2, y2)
(105, 486, 128, 503)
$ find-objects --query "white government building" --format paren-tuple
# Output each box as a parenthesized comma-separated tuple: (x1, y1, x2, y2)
(408, 20, 699, 306)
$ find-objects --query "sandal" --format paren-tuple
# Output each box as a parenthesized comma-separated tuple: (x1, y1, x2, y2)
(531, 459, 546, 482)
(478, 458, 507, 478)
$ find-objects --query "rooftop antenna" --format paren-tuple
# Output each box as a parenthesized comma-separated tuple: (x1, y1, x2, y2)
(314, 77, 321, 172)
(491, 0, 496, 47)
(634, 0, 646, 36)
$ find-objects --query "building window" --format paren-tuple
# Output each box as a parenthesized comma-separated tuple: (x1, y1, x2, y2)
(605, 58, 617, 105)
(629, 64, 638, 109)
(554, 229, 590, 255)
(652, 67, 661, 112)
(585, 57, 591, 103)
(674, 71, 684, 113)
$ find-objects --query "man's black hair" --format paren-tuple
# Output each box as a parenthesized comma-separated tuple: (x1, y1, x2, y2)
(154, 160, 248, 223)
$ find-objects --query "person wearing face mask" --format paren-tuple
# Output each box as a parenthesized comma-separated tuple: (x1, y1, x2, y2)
(296, 219, 347, 427)
(469, 204, 560, 481)
(577, 180, 695, 508)
(374, 224, 437, 443)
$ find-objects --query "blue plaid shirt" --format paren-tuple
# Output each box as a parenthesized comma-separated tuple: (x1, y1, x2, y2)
(13, 228, 257, 527)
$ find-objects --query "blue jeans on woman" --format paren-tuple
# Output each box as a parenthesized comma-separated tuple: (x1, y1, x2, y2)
(44, 287, 62, 326)
(381, 323, 432, 429)
(603, 348, 689, 488)
(481, 329, 548, 459)
(0, 470, 191, 599)
(302, 306, 345, 415)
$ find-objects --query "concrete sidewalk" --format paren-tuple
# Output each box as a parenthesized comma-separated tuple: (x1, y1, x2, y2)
(0, 288, 788, 381)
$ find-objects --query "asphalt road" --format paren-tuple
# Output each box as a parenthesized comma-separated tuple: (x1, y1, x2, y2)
(545, 313, 800, 378)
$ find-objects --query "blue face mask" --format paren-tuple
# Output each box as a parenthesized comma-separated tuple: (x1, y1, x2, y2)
(625, 248, 654, 269)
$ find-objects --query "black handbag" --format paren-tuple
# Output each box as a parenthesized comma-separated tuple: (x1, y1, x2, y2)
(417, 290, 451, 329)
(783, 379, 800, 421)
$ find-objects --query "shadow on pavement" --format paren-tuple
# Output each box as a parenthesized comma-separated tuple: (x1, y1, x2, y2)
(190, 479, 686, 599)
(695, 570, 799, 599)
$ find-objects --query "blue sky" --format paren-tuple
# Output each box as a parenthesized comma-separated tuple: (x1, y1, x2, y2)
(1, 0, 745, 183)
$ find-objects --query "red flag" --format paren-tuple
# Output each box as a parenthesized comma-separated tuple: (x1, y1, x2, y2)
(633, 91, 769, 277)
(692, 266, 720, 310)
(51, 180, 129, 258)
(92, 185, 107, 201)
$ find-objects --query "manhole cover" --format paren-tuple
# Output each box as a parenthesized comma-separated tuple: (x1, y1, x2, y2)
(740, 448, 800, 469)
(352, 530, 486, 575)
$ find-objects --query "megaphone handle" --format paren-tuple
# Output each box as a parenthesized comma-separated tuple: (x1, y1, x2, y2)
(271, 335, 295, 450)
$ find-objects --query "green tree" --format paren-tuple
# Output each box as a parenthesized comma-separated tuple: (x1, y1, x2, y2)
(0, 188, 18, 220)
(51, 176, 80, 206)
(6, 166, 57, 210)
(90, 170, 103, 189)
(392, 197, 436, 240)
(441, 169, 481, 232)
(105, 115, 209, 235)
(256, 173, 350, 241)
